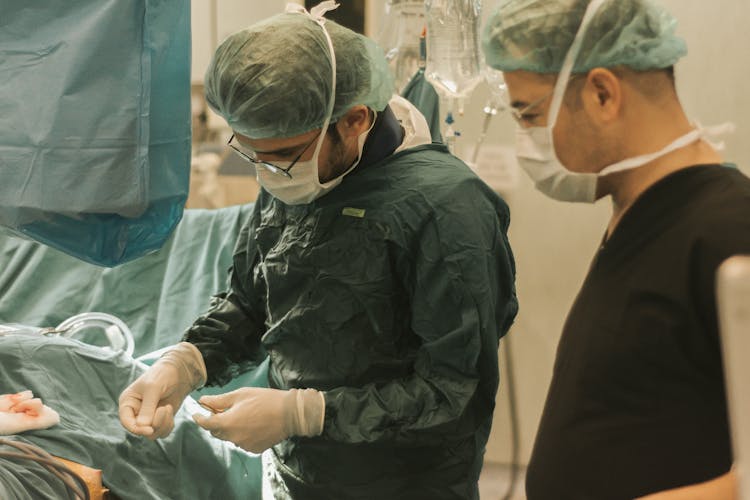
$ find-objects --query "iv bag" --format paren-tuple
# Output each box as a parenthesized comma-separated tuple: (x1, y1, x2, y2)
(424, 0, 483, 101)
(379, 0, 427, 94)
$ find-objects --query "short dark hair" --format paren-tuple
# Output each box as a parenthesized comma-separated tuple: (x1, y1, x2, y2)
(564, 65, 677, 109)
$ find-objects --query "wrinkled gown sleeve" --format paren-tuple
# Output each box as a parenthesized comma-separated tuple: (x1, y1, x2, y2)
(322, 185, 518, 445)
(182, 203, 267, 386)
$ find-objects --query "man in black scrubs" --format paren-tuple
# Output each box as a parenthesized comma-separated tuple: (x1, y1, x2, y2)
(482, 0, 749, 498)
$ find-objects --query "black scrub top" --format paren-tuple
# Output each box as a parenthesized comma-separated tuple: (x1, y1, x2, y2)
(526, 165, 750, 500)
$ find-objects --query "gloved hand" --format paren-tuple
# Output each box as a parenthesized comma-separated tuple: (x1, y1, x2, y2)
(119, 342, 207, 439)
(193, 387, 325, 454)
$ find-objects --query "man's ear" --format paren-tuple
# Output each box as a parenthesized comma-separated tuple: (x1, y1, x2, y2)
(336, 105, 372, 138)
(583, 68, 622, 125)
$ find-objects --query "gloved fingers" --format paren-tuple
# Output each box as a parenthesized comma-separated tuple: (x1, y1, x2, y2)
(200, 387, 271, 411)
(194, 389, 292, 453)
(119, 391, 141, 430)
(193, 412, 239, 444)
(198, 392, 235, 413)
(133, 381, 168, 428)
(149, 404, 175, 440)
(192, 412, 223, 434)
(119, 389, 154, 436)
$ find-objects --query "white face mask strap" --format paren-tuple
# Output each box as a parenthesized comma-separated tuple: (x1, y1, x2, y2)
(285, 1, 339, 20)
(309, 1, 340, 20)
(365, 110, 378, 133)
(319, 109, 378, 188)
(599, 128, 702, 176)
(598, 121, 736, 176)
(316, 26, 337, 157)
(698, 122, 736, 152)
(548, 0, 607, 126)
(286, 1, 339, 158)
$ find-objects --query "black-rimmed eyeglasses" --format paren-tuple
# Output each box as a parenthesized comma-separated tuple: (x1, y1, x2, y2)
(508, 74, 584, 125)
(227, 133, 319, 179)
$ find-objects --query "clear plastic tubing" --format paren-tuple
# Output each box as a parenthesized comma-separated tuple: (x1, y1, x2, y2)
(56, 312, 135, 356)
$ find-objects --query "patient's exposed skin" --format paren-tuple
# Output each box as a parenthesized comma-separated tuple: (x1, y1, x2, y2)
(0, 390, 60, 435)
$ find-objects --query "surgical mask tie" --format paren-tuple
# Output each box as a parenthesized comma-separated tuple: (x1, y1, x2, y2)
(286, 1, 339, 23)
(256, 111, 377, 205)
(514, 0, 734, 203)
(257, 2, 341, 205)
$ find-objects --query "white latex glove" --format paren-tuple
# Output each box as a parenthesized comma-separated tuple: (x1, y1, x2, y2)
(193, 387, 325, 454)
(119, 342, 207, 439)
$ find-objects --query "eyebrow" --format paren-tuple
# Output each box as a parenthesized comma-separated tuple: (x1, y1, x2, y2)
(510, 100, 530, 109)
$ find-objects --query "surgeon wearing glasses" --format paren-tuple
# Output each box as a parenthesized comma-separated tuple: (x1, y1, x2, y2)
(118, 3, 518, 499)
(227, 128, 320, 179)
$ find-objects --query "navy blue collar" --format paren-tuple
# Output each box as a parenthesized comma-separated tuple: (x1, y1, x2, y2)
(357, 105, 404, 169)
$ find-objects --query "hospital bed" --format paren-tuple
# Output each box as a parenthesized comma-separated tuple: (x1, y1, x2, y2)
(0, 205, 266, 499)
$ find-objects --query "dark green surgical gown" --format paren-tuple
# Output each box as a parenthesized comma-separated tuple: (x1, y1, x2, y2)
(184, 143, 518, 499)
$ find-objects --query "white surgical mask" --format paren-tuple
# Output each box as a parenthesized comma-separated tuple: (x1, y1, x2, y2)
(515, 0, 732, 203)
(256, 1, 343, 205)
(257, 111, 377, 205)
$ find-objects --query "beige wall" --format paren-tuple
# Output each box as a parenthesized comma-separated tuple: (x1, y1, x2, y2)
(191, 0, 300, 83)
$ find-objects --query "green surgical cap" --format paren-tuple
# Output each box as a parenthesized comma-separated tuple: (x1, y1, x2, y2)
(205, 13, 394, 139)
(481, 0, 688, 74)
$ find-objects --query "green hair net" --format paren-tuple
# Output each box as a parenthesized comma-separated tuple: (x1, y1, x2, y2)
(481, 0, 688, 74)
(205, 12, 394, 139)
